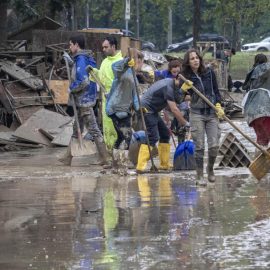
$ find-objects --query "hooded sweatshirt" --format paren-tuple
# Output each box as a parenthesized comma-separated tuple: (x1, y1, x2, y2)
(70, 50, 97, 107)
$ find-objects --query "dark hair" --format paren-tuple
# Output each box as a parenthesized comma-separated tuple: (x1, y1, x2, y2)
(69, 35, 85, 49)
(168, 59, 181, 71)
(181, 48, 206, 77)
(253, 53, 268, 67)
(104, 35, 118, 50)
(231, 48, 236, 55)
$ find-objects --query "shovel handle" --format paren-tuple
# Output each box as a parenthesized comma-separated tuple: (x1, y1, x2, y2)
(128, 47, 158, 171)
(178, 73, 270, 159)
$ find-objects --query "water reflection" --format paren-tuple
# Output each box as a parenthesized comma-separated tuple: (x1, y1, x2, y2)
(0, 173, 269, 269)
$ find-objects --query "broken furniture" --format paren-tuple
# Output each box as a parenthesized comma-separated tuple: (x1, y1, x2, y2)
(219, 132, 252, 168)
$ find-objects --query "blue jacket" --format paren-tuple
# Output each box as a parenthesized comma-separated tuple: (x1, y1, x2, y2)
(181, 68, 221, 113)
(70, 50, 97, 107)
(106, 58, 139, 118)
(154, 69, 174, 79)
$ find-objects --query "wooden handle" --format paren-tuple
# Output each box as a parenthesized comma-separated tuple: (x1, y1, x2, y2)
(178, 73, 270, 159)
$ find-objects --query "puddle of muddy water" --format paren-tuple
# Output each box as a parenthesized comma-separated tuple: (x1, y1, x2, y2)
(0, 170, 270, 270)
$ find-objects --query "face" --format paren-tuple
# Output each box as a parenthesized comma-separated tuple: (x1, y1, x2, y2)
(189, 52, 200, 72)
(170, 66, 181, 78)
(102, 40, 115, 56)
(69, 41, 79, 55)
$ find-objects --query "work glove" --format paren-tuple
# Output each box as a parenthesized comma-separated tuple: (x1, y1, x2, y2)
(148, 70, 155, 80)
(141, 107, 148, 113)
(215, 103, 225, 119)
(62, 51, 73, 65)
(128, 58, 135, 67)
(85, 64, 94, 73)
(183, 121, 191, 131)
(181, 80, 193, 93)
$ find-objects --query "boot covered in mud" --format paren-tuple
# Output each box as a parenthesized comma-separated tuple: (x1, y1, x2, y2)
(58, 143, 72, 166)
(158, 143, 172, 170)
(94, 137, 111, 166)
(207, 147, 218, 183)
(195, 151, 206, 186)
(136, 144, 151, 173)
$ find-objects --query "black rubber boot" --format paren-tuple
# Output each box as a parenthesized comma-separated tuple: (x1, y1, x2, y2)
(207, 147, 218, 183)
(195, 152, 207, 186)
(94, 138, 111, 166)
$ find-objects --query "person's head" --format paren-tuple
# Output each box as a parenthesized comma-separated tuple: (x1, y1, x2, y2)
(168, 59, 181, 78)
(253, 53, 268, 67)
(182, 49, 205, 75)
(69, 35, 85, 54)
(102, 36, 118, 57)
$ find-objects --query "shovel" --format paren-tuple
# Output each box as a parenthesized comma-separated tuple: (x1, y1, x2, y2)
(128, 47, 158, 172)
(64, 57, 96, 158)
(178, 73, 270, 180)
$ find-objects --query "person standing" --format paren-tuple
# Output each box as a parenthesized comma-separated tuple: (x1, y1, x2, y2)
(136, 77, 190, 173)
(106, 50, 143, 150)
(180, 49, 224, 186)
(90, 36, 123, 150)
(242, 53, 270, 149)
(60, 34, 108, 165)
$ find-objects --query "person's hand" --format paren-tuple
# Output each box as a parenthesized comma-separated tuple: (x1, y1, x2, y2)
(148, 70, 155, 80)
(215, 103, 225, 119)
(85, 65, 94, 73)
(183, 121, 190, 130)
(62, 51, 73, 64)
(128, 58, 135, 67)
(181, 80, 193, 92)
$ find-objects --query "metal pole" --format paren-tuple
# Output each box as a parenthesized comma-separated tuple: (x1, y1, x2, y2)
(168, 7, 172, 46)
(86, 1, 89, 28)
(136, 0, 140, 39)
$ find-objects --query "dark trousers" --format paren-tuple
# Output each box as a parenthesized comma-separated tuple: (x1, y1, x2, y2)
(144, 112, 170, 146)
(110, 114, 132, 149)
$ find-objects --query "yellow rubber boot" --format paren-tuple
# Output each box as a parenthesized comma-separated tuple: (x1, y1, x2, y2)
(137, 176, 151, 207)
(136, 144, 151, 173)
(158, 143, 172, 170)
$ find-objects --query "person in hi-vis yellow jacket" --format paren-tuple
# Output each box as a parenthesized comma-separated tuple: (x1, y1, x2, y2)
(89, 36, 123, 149)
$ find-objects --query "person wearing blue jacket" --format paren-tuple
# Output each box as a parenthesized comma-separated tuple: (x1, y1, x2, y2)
(106, 50, 141, 150)
(60, 35, 108, 165)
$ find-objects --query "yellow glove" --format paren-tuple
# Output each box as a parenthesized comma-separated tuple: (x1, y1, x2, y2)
(181, 80, 193, 92)
(141, 107, 148, 113)
(128, 58, 135, 67)
(148, 70, 155, 80)
(215, 103, 225, 119)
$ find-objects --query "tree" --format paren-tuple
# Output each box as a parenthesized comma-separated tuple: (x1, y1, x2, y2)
(0, 0, 9, 45)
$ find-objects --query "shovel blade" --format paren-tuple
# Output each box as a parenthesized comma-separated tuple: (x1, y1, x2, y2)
(70, 137, 97, 157)
(249, 147, 270, 180)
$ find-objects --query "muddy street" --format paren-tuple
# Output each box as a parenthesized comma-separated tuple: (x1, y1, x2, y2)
(0, 121, 270, 270)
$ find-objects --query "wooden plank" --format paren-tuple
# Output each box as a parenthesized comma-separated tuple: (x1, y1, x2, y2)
(51, 124, 73, 146)
(14, 108, 72, 145)
(0, 60, 43, 90)
(47, 80, 69, 104)
(0, 81, 13, 113)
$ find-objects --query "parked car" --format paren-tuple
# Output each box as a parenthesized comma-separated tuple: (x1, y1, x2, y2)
(241, 37, 270, 52)
(166, 34, 230, 53)
(141, 41, 156, 51)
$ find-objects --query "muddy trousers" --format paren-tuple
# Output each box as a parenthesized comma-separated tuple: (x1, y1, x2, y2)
(110, 114, 132, 150)
(73, 106, 103, 141)
(190, 112, 220, 183)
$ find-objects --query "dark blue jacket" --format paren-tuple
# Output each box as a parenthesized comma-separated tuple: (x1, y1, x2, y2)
(70, 51, 97, 107)
(181, 68, 221, 113)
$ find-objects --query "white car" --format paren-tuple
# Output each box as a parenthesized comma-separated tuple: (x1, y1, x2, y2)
(241, 37, 270, 52)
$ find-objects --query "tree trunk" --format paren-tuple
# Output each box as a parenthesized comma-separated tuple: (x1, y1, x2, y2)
(192, 0, 201, 49)
(232, 19, 241, 51)
(0, 0, 8, 45)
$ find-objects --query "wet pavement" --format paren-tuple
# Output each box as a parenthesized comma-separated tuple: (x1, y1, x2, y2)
(0, 121, 270, 270)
